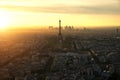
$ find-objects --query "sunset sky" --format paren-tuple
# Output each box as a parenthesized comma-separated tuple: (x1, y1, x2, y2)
(0, 0, 120, 29)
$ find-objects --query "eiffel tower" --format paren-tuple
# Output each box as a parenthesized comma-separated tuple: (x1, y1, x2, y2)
(58, 20, 63, 42)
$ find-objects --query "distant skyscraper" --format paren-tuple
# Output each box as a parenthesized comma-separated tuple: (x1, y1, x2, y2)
(116, 28, 119, 33)
(58, 20, 63, 42)
(84, 27, 86, 31)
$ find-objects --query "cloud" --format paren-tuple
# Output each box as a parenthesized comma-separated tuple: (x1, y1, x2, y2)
(0, 4, 120, 14)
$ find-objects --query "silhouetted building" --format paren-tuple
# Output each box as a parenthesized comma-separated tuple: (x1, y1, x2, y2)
(65, 26, 74, 30)
(116, 28, 119, 36)
(84, 27, 87, 31)
(58, 20, 63, 42)
(49, 26, 53, 30)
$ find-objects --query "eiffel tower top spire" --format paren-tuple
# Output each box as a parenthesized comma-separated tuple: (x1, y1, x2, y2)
(58, 20, 63, 42)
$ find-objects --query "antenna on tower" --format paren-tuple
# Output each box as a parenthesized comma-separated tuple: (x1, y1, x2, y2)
(58, 20, 63, 42)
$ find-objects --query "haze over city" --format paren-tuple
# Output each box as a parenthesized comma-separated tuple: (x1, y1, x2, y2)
(0, 0, 120, 80)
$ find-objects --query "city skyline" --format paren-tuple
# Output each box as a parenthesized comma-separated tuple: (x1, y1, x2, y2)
(0, 0, 120, 30)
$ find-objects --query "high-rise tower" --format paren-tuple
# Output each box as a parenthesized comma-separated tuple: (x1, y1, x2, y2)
(116, 28, 119, 34)
(58, 20, 63, 42)
(116, 28, 119, 37)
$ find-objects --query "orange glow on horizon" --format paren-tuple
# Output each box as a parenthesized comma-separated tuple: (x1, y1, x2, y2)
(0, 9, 119, 30)
(0, 9, 11, 30)
(0, 0, 120, 30)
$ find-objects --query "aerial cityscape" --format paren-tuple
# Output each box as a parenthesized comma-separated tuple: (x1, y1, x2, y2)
(0, 0, 120, 80)
(0, 20, 119, 80)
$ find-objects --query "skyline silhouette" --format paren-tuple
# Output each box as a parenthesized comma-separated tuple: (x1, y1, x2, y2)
(0, 0, 119, 29)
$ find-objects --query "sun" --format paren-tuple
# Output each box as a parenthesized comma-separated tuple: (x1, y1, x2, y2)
(0, 9, 10, 30)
